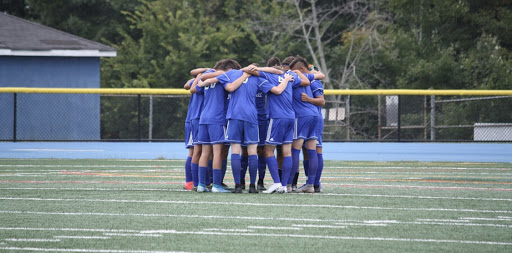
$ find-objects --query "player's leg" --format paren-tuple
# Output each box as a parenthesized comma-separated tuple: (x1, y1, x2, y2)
(257, 122, 268, 191)
(300, 139, 318, 193)
(240, 146, 248, 189)
(210, 143, 230, 193)
(184, 147, 194, 190)
(262, 119, 285, 193)
(197, 144, 211, 192)
(246, 144, 259, 193)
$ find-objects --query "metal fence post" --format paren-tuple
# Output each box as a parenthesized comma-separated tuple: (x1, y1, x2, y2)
(137, 94, 141, 141)
(149, 95, 153, 141)
(430, 95, 436, 141)
(13, 93, 17, 142)
(397, 95, 401, 142)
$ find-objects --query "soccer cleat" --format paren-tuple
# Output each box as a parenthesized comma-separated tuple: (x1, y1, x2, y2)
(299, 184, 314, 193)
(286, 184, 292, 193)
(207, 183, 213, 190)
(191, 186, 197, 192)
(240, 179, 246, 190)
(248, 184, 258, 193)
(257, 179, 266, 191)
(183, 181, 193, 191)
(212, 184, 231, 193)
(232, 183, 243, 193)
(197, 183, 210, 193)
(291, 184, 299, 193)
(298, 183, 307, 190)
(314, 184, 322, 193)
(262, 183, 283, 194)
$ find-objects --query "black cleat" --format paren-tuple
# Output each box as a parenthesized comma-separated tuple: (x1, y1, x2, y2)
(257, 179, 266, 191)
(248, 184, 258, 193)
(232, 183, 243, 193)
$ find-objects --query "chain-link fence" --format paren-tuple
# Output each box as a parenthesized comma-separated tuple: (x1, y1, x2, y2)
(1, 90, 511, 142)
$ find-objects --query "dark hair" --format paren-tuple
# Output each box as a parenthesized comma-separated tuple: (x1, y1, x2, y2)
(289, 55, 308, 70)
(213, 59, 225, 70)
(251, 62, 260, 67)
(221, 59, 241, 70)
(282, 56, 296, 66)
(266, 57, 281, 67)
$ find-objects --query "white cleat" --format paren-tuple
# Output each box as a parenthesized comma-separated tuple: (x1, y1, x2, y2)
(262, 183, 283, 194)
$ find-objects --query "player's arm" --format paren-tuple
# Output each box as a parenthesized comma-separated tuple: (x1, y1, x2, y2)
(199, 70, 225, 81)
(198, 77, 219, 87)
(293, 70, 311, 86)
(257, 67, 284, 75)
(183, 78, 194, 90)
(225, 72, 251, 93)
(301, 93, 325, 106)
(269, 73, 293, 95)
(190, 75, 202, 94)
(310, 70, 325, 80)
(190, 68, 209, 77)
(242, 65, 260, 76)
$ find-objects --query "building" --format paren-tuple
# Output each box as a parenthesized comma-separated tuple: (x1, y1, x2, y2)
(0, 12, 116, 140)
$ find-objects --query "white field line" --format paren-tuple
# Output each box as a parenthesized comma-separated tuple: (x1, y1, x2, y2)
(416, 219, 471, 223)
(201, 228, 255, 233)
(291, 224, 348, 229)
(1, 227, 511, 246)
(322, 166, 512, 171)
(247, 226, 303, 230)
(4, 238, 61, 242)
(2, 187, 511, 202)
(462, 217, 512, 222)
(322, 171, 512, 176)
(2, 211, 512, 229)
(324, 182, 512, 191)
(1, 197, 511, 214)
(54, 236, 110, 240)
(102, 233, 162, 237)
(0, 247, 206, 253)
(0, 227, 139, 233)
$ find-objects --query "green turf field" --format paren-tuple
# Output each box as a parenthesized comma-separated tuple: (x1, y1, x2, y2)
(1, 159, 511, 253)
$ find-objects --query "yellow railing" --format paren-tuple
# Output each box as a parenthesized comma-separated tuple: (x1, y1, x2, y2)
(1, 87, 511, 96)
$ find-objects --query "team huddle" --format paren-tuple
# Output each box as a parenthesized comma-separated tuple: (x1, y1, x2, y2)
(183, 56, 325, 193)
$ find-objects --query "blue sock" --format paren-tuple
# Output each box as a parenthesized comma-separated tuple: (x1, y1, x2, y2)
(207, 160, 213, 185)
(191, 163, 199, 187)
(231, 154, 241, 184)
(221, 159, 227, 183)
(290, 148, 301, 185)
(241, 155, 248, 182)
(266, 156, 281, 184)
(303, 160, 309, 177)
(185, 157, 192, 182)
(213, 169, 222, 186)
(248, 155, 258, 185)
(198, 166, 206, 185)
(315, 153, 324, 186)
(258, 156, 266, 180)
(306, 149, 318, 184)
(281, 156, 292, 186)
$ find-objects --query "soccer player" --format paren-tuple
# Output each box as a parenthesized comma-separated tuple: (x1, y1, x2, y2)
(183, 78, 196, 190)
(243, 57, 309, 193)
(196, 59, 241, 193)
(289, 56, 325, 193)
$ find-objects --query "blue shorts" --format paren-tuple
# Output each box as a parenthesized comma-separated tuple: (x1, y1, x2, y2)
(258, 122, 268, 146)
(266, 118, 294, 145)
(316, 116, 323, 148)
(294, 116, 318, 140)
(198, 124, 226, 145)
(185, 122, 193, 148)
(225, 119, 259, 145)
(190, 119, 200, 145)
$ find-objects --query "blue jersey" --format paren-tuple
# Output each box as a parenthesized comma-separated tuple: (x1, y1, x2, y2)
(217, 70, 266, 124)
(188, 80, 204, 121)
(258, 71, 301, 120)
(185, 79, 195, 123)
(291, 72, 317, 118)
(199, 69, 228, 125)
(256, 90, 267, 123)
(310, 79, 324, 116)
